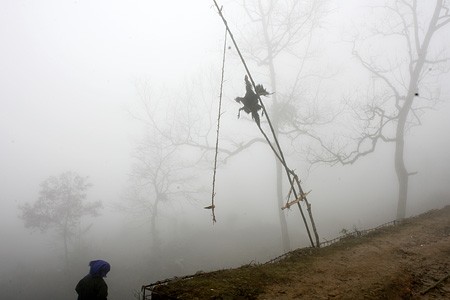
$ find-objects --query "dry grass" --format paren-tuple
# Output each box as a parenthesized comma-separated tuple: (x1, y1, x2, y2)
(148, 206, 450, 299)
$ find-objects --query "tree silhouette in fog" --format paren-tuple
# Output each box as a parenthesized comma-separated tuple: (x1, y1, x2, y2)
(309, 0, 450, 220)
(124, 80, 204, 257)
(234, 0, 331, 251)
(19, 171, 102, 265)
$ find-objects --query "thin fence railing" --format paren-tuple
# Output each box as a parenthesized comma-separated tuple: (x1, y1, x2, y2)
(319, 220, 398, 247)
(264, 219, 399, 264)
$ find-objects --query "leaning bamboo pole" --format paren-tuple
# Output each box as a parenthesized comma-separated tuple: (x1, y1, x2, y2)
(212, 0, 320, 247)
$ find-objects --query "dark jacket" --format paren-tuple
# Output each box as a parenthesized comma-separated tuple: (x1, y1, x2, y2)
(75, 274, 108, 300)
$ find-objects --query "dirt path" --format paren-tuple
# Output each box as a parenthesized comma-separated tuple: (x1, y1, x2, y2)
(259, 207, 450, 299)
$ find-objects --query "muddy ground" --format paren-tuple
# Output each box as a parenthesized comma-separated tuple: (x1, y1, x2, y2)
(148, 206, 450, 299)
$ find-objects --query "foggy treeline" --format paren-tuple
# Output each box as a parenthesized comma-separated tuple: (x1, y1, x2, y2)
(1, 1, 449, 299)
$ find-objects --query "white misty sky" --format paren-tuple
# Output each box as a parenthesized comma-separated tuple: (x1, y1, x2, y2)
(0, 1, 234, 264)
(0, 1, 251, 273)
(1, 0, 449, 268)
(0, 1, 225, 210)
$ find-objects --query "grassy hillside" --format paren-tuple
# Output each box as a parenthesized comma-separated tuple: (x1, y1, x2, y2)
(144, 205, 450, 299)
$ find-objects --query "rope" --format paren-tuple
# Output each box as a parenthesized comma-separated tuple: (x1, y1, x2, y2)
(211, 0, 297, 194)
(208, 27, 228, 224)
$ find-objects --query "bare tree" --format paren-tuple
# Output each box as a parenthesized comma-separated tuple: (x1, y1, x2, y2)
(124, 81, 206, 255)
(310, 0, 450, 220)
(128, 135, 202, 253)
(19, 171, 101, 265)
(237, 0, 330, 250)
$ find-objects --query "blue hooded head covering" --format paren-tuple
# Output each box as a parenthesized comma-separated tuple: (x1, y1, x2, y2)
(89, 260, 111, 278)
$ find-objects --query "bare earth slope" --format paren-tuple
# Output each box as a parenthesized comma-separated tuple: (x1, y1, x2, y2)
(149, 206, 450, 299)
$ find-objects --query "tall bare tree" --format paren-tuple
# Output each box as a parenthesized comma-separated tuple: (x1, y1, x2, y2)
(237, 0, 329, 250)
(310, 0, 450, 220)
(124, 81, 205, 255)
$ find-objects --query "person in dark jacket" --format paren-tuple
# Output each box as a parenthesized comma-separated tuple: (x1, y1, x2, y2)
(75, 259, 111, 300)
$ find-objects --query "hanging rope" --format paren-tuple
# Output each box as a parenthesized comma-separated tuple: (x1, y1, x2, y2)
(212, 0, 320, 247)
(211, 0, 292, 175)
(207, 26, 228, 224)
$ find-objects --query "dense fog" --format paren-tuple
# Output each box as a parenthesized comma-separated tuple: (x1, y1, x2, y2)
(1, 1, 449, 299)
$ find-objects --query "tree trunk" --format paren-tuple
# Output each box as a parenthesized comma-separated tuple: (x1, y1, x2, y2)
(63, 226, 69, 267)
(150, 198, 160, 254)
(256, 1, 291, 251)
(268, 48, 290, 252)
(394, 126, 408, 220)
(276, 158, 290, 251)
